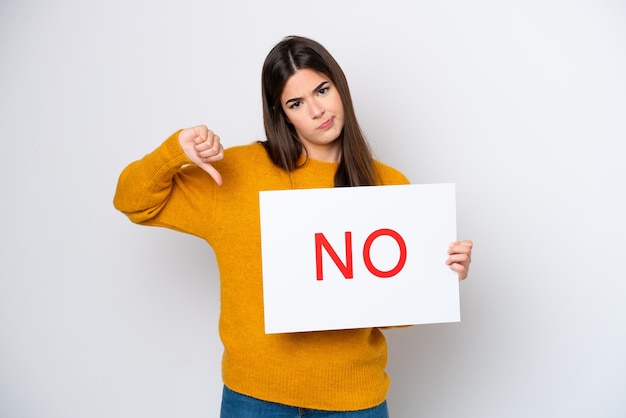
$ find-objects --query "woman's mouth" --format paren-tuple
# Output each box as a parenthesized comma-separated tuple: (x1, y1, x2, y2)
(318, 118, 333, 130)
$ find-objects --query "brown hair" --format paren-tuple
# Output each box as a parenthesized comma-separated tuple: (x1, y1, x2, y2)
(260, 36, 378, 187)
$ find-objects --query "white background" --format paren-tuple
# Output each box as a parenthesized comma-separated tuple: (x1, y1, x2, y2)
(1, 0, 624, 417)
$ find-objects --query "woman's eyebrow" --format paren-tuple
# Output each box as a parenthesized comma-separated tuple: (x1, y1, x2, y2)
(311, 80, 329, 93)
(284, 81, 329, 106)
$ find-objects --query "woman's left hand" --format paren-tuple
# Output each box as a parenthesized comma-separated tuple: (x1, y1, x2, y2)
(446, 240, 473, 281)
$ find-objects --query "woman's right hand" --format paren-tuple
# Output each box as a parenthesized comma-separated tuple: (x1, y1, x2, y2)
(178, 125, 224, 185)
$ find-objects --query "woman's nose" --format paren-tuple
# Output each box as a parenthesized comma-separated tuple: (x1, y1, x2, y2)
(309, 99, 324, 118)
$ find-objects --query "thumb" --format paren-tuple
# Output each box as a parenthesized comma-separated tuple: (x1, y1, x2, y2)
(200, 162, 223, 186)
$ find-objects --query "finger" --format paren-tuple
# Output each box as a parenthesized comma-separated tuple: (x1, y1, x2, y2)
(448, 240, 473, 255)
(446, 253, 470, 264)
(193, 126, 211, 144)
(449, 240, 473, 247)
(195, 142, 221, 158)
(201, 163, 223, 186)
(195, 134, 221, 154)
(448, 262, 469, 281)
(197, 144, 224, 162)
(194, 133, 218, 150)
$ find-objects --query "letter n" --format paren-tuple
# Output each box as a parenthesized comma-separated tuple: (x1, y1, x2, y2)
(315, 232, 354, 280)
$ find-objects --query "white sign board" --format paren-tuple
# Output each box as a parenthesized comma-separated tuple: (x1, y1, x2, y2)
(259, 183, 459, 334)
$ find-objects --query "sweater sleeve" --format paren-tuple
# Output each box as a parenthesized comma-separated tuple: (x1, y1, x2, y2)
(113, 130, 216, 238)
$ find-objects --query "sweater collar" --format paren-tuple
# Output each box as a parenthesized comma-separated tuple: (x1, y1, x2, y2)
(296, 154, 339, 176)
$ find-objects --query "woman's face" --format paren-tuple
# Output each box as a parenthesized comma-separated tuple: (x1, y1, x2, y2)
(280, 68, 344, 162)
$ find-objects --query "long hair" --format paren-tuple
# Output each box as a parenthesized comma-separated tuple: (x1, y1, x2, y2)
(260, 36, 378, 187)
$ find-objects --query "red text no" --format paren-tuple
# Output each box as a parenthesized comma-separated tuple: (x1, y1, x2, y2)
(314, 228, 407, 280)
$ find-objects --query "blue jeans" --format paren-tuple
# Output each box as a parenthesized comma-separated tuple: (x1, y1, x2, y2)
(220, 386, 389, 418)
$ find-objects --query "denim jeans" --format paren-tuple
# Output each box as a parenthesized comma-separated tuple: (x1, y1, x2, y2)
(220, 385, 389, 418)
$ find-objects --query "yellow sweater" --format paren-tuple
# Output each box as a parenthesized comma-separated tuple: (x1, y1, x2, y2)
(113, 131, 410, 411)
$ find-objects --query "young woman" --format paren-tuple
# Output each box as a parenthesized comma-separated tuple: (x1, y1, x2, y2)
(114, 35, 472, 417)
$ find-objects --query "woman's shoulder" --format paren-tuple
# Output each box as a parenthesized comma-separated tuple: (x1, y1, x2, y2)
(219, 142, 272, 165)
(373, 159, 411, 185)
(224, 141, 267, 158)
(212, 141, 275, 175)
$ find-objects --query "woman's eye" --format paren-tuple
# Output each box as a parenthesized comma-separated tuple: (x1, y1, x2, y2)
(319, 87, 329, 95)
(289, 101, 301, 109)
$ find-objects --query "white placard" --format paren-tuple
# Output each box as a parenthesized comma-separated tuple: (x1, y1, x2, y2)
(259, 183, 459, 334)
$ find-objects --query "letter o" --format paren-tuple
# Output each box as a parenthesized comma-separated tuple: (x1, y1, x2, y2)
(362, 228, 407, 278)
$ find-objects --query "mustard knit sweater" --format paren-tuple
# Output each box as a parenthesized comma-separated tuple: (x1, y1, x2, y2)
(113, 131, 410, 411)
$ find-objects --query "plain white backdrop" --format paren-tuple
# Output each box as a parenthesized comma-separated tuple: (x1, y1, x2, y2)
(1, 0, 624, 417)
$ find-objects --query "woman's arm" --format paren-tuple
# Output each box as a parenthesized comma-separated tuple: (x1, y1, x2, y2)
(112, 126, 224, 236)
